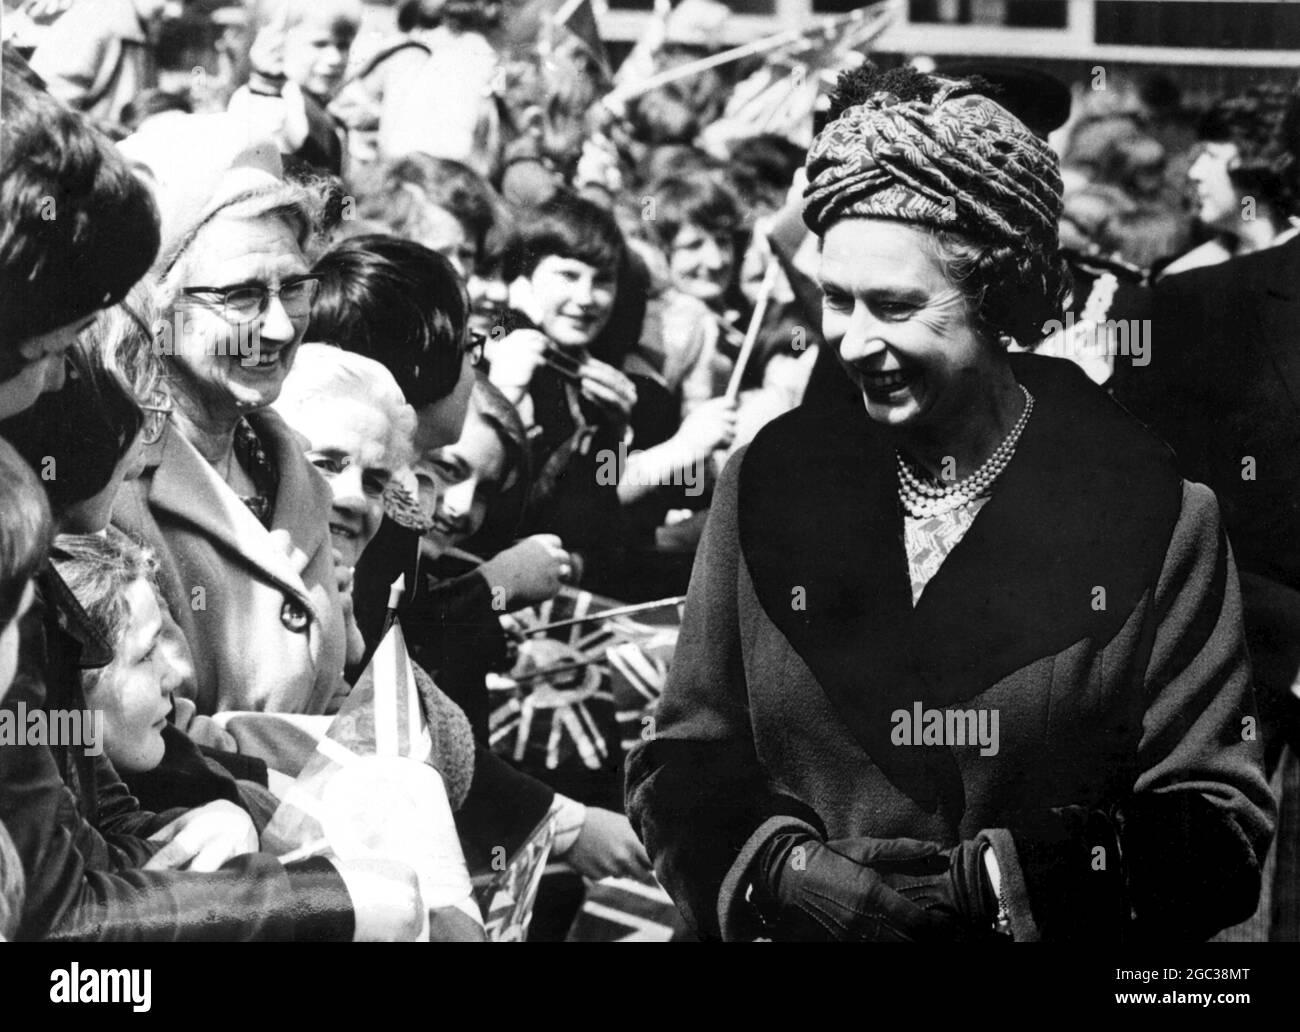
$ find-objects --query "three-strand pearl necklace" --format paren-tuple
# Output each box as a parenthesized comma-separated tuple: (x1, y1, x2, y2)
(896, 384, 1034, 518)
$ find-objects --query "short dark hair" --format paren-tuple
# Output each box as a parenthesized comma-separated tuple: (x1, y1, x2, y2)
(359, 155, 497, 255)
(308, 234, 468, 409)
(0, 64, 160, 358)
(644, 172, 742, 252)
(0, 342, 144, 514)
(0, 438, 52, 631)
(500, 191, 626, 282)
(728, 133, 806, 212)
(1200, 83, 1300, 218)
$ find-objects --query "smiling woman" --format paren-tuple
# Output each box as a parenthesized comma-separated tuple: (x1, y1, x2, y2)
(111, 149, 353, 766)
(275, 343, 416, 568)
(627, 63, 1275, 944)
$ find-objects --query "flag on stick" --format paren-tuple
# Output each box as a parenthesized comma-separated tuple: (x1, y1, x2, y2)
(263, 621, 485, 941)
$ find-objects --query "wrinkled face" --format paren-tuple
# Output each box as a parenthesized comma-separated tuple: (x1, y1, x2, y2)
(529, 256, 616, 349)
(171, 214, 311, 422)
(1188, 141, 1241, 229)
(290, 399, 399, 568)
(417, 410, 507, 556)
(818, 218, 997, 433)
(0, 581, 35, 704)
(419, 206, 479, 281)
(668, 224, 735, 304)
(284, 12, 356, 99)
(0, 316, 91, 421)
(89, 578, 181, 774)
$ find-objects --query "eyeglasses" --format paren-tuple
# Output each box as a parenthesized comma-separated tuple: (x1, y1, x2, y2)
(180, 275, 322, 325)
(139, 388, 173, 446)
(465, 331, 486, 368)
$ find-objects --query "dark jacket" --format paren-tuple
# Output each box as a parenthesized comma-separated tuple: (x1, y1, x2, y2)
(124, 726, 281, 834)
(0, 566, 354, 941)
(1114, 234, 1300, 593)
(1113, 236, 1300, 760)
(627, 353, 1274, 942)
(500, 311, 677, 595)
(353, 518, 509, 741)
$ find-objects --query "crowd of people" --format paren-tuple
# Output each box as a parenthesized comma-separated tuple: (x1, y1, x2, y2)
(0, 0, 1298, 942)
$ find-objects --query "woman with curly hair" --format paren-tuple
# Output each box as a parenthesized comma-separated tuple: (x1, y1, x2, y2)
(626, 65, 1274, 942)
(1161, 82, 1300, 278)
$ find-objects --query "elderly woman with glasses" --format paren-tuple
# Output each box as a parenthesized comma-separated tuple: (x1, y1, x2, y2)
(112, 132, 352, 769)
(627, 66, 1275, 943)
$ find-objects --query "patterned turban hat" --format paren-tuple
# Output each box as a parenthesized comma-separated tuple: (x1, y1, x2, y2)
(803, 74, 1064, 251)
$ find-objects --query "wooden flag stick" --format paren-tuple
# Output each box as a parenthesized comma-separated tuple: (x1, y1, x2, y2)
(603, 1, 899, 111)
(521, 595, 688, 635)
(725, 255, 782, 404)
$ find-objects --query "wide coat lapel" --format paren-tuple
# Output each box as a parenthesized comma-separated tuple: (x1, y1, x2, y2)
(143, 409, 329, 621)
(740, 354, 1182, 814)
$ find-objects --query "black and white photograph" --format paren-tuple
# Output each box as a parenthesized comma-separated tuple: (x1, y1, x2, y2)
(0, 0, 1295, 1002)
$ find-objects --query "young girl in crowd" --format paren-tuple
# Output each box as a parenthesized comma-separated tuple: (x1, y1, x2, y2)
(51, 531, 286, 830)
(490, 192, 676, 592)
(629, 172, 741, 419)
(413, 374, 570, 736)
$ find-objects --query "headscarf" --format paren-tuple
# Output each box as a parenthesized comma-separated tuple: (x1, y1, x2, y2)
(117, 112, 287, 272)
(803, 77, 1063, 253)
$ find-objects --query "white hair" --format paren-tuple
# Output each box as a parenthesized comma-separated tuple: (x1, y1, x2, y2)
(275, 343, 417, 470)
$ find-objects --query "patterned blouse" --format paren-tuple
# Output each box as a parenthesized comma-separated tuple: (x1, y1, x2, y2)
(903, 496, 991, 606)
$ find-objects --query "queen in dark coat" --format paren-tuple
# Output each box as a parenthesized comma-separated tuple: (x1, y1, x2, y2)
(626, 66, 1275, 943)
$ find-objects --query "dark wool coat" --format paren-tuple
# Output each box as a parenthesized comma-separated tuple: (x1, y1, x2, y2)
(1115, 233, 1300, 593)
(627, 353, 1275, 942)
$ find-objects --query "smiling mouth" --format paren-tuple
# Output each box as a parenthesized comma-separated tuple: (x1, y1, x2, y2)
(861, 369, 914, 395)
(429, 517, 465, 539)
(329, 522, 358, 540)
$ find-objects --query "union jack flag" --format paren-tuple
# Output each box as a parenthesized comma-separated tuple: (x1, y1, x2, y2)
(488, 589, 682, 776)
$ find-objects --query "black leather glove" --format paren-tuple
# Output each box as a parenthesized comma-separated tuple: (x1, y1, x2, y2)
(866, 837, 1001, 938)
(749, 831, 985, 942)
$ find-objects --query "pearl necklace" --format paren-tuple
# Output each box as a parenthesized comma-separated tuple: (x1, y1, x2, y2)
(896, 385, 1034, 518)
